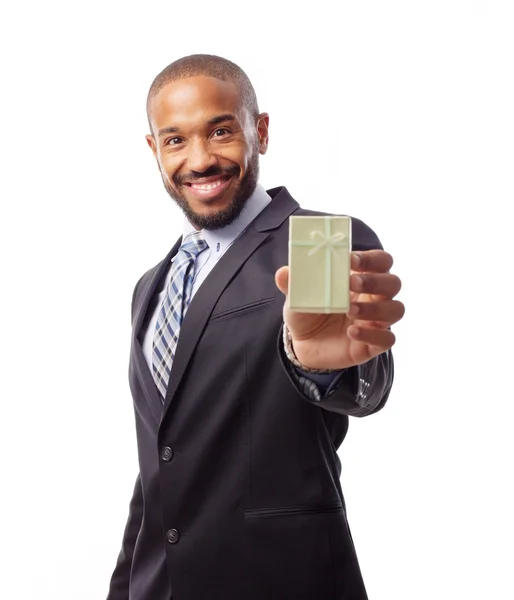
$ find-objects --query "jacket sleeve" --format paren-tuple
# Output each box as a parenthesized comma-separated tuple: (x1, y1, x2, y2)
(278, 325, 394, 417)
(106, 474, 143, 599)
(314, 350, 393, 416)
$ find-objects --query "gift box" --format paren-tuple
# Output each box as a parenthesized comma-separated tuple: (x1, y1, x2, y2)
(288, 215, 352, 313)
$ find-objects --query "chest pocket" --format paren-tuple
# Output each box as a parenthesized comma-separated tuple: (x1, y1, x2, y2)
(210, 297, 276, 322)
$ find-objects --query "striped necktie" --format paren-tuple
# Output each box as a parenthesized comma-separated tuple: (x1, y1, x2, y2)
(152, 230, 208, 399)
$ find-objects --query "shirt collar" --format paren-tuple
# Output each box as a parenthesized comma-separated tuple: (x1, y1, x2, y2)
(181, 184, 272, 254)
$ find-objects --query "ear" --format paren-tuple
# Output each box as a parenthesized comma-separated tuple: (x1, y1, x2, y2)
(256, 113, 269, 155)
(145, 134, 158, 159)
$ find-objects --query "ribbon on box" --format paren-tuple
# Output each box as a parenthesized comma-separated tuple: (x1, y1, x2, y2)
(292, 217, 349, 308)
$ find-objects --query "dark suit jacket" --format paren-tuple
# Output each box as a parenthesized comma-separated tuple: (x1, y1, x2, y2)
(106, 187, 393, 600)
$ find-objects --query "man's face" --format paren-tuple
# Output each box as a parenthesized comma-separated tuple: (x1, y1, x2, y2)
(146, 76, 269, 230)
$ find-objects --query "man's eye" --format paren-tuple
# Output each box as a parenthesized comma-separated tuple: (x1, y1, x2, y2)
(166, 137, 182, 145)
(213, 128, 229, 137)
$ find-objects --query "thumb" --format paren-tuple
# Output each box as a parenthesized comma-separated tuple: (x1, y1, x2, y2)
(275, 266, 289, 296)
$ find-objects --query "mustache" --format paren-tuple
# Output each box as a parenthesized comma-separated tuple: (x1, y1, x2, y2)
(173, 165, 240, 186)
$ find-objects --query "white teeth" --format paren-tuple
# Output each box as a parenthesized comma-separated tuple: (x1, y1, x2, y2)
(191, 179, 224, 190)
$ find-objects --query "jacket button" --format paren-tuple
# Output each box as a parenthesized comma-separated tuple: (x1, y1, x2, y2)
(166, 528, 180, 544)
(161, 446, 174, 462)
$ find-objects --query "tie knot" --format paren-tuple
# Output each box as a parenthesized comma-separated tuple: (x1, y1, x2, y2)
(181, 230, 208, 257)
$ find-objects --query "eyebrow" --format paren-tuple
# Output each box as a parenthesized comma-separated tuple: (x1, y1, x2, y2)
(157, 113, 237, 137)
(208, 113, 236, 126)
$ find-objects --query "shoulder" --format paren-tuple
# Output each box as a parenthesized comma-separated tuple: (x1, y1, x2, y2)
(130, 256, 170, 321)
(130, 237, 182, 319)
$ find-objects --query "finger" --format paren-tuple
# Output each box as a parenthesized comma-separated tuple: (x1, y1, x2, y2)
(351, 273, 402, 298)
(275, 266, 289, 296)
(351, 250, 393, 273)
(347, 324, 396, 350)
(348, 300, 405, 325)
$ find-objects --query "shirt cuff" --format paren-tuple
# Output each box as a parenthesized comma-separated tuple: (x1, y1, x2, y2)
(292, 368, 347, 402)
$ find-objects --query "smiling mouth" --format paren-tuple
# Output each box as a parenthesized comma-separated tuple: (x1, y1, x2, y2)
(188, 178, 227, 191)
(185, 175, 234, 200)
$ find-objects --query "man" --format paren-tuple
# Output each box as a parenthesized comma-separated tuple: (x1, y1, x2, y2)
(106, 54, 404, 600)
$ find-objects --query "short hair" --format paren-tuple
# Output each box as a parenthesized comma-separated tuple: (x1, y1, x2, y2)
(146, 54, 259, 130)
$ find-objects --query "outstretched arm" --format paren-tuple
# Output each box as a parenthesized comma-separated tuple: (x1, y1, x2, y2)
(275, 249, 403, 416)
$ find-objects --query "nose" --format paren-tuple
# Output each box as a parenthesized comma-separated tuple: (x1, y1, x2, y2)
(186, 138, 218, 173)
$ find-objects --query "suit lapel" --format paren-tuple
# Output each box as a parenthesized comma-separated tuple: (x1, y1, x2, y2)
(161, 226, 270, 418)
(132, 238, 182, 341)
(161, 186, 299, 421)
(130, 238, 182, 426)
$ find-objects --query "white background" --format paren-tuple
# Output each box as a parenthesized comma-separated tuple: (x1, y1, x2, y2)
(1, 1, 513, 598)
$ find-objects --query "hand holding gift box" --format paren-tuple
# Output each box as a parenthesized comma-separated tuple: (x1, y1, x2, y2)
(274, 215, 405, 371)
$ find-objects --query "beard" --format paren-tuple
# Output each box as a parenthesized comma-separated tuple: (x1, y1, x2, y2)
(161, 148, 260, 231)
